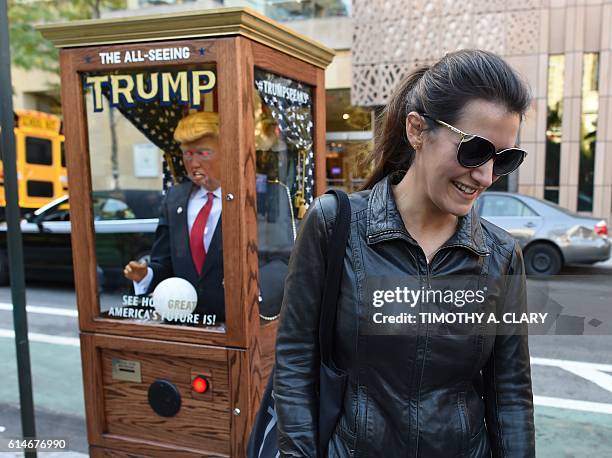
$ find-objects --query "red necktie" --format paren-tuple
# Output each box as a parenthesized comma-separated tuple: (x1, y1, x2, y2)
(190, 191, 214, 275)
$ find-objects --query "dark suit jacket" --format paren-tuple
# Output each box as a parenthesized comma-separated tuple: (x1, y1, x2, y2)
(147, 181, 225, 321)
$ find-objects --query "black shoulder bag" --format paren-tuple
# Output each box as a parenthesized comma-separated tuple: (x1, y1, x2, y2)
(247, 189, 351, 458)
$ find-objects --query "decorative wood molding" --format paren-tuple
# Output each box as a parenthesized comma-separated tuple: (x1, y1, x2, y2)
(37, 7, 335, 69)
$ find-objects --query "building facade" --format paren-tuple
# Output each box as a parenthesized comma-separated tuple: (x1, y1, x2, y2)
(14, 0, 612, 221)
(352, 0, 612, 222)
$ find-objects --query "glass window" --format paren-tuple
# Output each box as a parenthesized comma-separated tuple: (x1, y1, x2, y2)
(25, 137, 53, 165)
(94, 197, 134, 220)
(92, 191, 163, 221)
(545, 54, 564, 203)
(325, 140, 371, 191)
(544, 189, 559, 204)
(83, 63, 225, 330)
(577, 53, 599, 212)
(27, 180, 54, 197)
(325, 88, 373, 191)
(253, 68, 313, 321)
(326, 89, 371, 132)
(40, 204, 70, 222)
(480, 195, 538, 217)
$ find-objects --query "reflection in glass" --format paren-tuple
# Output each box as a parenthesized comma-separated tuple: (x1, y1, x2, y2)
(82, 65, 226, 330)
(577, 53, 599, 212)
(325, 88, 373, 191)
(254, 69, 314, 320)
(545, 55, 564, 204)
(326, 139, 372, 192)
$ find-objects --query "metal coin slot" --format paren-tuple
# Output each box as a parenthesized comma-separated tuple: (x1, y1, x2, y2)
(111, 358, 142, 383)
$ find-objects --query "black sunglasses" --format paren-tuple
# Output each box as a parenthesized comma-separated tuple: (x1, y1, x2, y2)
(421, 114, 527, 176)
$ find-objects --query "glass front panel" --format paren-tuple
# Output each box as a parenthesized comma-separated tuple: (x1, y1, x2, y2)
(82, 62, 226, 331)
(253, 68, 314, 321)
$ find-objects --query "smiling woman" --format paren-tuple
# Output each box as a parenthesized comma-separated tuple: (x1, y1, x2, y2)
(274, 49, 537, 458)
(397, 99, 523, 224)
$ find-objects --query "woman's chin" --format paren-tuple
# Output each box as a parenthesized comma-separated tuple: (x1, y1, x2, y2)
(445, 184, 480, 216)
(440, 197, 474, 217)
(452, 206, 473, 217)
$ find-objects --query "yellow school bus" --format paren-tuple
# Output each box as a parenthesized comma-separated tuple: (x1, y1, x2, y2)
(0, 110, 67, 215)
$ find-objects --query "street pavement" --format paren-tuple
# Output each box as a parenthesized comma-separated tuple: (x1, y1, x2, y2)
(0, 265, 612, 456)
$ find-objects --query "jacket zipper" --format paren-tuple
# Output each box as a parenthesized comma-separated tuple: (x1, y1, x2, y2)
(457, 391, 469, 453)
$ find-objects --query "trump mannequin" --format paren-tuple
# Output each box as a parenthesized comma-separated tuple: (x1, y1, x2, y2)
(123, 111, 225, 322)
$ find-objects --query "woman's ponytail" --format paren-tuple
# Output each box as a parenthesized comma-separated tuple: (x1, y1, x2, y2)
(360, 66, 429, 190)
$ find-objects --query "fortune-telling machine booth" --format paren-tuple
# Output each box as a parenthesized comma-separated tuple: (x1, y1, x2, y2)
(39, 8, 333, 456)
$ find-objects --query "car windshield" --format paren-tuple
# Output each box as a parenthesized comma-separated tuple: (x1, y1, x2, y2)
(532, 198, 581, 217)
(479, 195, 537, 217)
(92, 190, 163, 220)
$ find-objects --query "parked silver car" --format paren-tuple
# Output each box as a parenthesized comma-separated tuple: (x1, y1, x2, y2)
(476, 192, 610, 275)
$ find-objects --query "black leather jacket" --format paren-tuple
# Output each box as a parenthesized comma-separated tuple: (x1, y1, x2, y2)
(273, 172, 535, 457)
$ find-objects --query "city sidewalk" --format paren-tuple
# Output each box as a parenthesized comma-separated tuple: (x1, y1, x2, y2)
(0, 453, 87, 457)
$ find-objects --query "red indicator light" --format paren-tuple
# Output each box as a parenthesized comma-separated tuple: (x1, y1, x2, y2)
(192, 376, 209, 394)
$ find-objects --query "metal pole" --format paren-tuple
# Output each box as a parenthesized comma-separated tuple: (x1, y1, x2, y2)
(0, 1, 37, 456)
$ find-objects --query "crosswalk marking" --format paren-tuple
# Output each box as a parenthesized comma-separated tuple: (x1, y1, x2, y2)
(534, 396, 612, 415)
(532, 356, 612, 374)
(0, 329, 80, 347)
(0, 302, 78, 317)
(531, 356, 612, 394)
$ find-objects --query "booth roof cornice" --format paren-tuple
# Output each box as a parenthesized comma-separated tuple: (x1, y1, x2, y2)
(37, 7, 335, 69)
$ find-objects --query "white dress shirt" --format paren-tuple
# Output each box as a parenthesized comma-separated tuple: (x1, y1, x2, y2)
(133, 186, 222, 294)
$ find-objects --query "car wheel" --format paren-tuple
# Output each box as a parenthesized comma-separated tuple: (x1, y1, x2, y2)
(524, 243, 562, 276)
(0, 252, 8, 286)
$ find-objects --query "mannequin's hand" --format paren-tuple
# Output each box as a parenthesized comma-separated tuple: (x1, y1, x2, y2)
(123, 260, 148, 282)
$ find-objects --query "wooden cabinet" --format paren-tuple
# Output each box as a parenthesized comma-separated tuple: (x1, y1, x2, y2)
(40, 8, 333, 456)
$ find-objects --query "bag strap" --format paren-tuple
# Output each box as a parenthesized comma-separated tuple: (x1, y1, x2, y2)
(318, 189, 351, 367)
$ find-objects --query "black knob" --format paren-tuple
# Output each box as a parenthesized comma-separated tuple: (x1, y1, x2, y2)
(148, 379, 181, 417)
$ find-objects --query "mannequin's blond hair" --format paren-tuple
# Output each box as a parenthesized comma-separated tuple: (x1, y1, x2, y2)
(173, 111, 219, 143)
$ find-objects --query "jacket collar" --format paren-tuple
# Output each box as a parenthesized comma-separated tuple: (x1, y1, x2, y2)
(366, 171, 490, 256)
